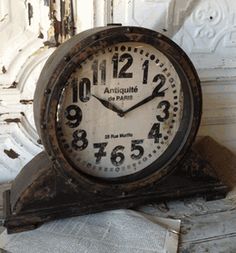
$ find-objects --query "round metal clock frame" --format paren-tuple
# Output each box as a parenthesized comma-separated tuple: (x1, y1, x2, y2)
(34, 26, 202, 195)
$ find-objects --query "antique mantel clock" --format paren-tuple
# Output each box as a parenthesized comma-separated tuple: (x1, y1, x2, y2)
(3, 26, 228, 233)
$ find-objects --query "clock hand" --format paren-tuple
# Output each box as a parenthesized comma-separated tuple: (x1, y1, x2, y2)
(92, 94, 125, 117)
(123, 86, 168, 115)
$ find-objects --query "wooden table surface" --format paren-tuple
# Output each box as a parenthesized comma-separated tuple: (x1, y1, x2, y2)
(1, 183, 236, 253)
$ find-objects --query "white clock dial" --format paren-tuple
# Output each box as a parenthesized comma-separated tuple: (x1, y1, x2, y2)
(56, 42, 183, 179)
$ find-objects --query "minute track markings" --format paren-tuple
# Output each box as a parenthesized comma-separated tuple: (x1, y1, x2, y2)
(150, 54, 155, 60)
(58, 42, 182, 178)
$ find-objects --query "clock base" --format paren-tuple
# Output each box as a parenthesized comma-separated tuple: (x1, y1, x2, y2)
(3, 149, 229, 234)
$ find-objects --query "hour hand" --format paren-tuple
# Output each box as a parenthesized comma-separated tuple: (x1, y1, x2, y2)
(92, 95, 124, 117)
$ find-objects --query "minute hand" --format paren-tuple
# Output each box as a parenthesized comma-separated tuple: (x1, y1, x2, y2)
(92, 94, 124, 116)
(123, 86, 168, 115)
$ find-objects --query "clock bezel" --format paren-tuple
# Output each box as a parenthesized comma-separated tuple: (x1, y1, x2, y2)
(34, 26, 202, 195)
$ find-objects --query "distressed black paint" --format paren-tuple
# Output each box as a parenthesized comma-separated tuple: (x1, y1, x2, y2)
(28, 3, 33, 26)
(4, 149, 20, 159)
(3, 26, 217, 234)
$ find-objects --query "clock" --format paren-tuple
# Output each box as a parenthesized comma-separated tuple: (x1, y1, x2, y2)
(57, 41, 184, 181)
(34, 25, 201, 192)
(7, 26, 228, 235)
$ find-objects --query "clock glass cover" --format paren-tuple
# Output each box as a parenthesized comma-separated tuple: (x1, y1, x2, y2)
(56, 41, 187, 180)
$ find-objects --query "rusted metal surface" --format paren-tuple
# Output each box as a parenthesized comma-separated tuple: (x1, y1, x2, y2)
(48, 0, 75, 46)
(181, 149, 217, 179)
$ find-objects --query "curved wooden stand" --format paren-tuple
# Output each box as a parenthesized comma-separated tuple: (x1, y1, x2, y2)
(3, 149, 229, 233)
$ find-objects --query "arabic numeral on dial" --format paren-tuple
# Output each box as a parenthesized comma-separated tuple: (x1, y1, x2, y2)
(131, 140, 144, 160)
(112, 53, 133, 78)
(153, 74, 166, 96)
(142, 60, 149, 84)
(156, 101, 170, 122)
(111, 145, 125, 166)
(119, 53, 133, 78)
(91, 60, 98, 85)
(79, 78, 91, 102)
(93, 142, 108, 163)
(65, 105, 82, 128)
(91, 60, 106, 85)
(100, 60, 106, 85)
(148, 123, 162, 143)
(112, 53, 118, 78)
(72, 129, 88, 151)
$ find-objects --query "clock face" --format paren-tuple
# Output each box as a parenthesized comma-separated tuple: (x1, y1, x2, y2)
(56, 42, 184, 179)
(57, 42, 184, 179)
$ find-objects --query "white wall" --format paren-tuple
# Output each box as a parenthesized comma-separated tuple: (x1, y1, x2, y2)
(0, 0, 235, 182)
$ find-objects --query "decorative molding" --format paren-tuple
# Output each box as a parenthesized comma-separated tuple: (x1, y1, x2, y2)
(0, 113, 42, 183)
(0, 0, 92, 182)
(0, 0, 51, 80)
(173, 0, 236, 73)
(173, 0, 227, 53)
(0, 47, 55, 130)
(192, 0, 223, 40)
(0, 0, 52, 182)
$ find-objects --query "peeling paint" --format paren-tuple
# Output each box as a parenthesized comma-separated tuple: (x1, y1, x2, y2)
(4, 118, 21, 123)
(20, 99, 33, 105)
(6, 81, 18, 89)
(0, 14, 8, 22)
(28, 3, 33, 26)
(2, 66, 7, 73)
(4, 149, 20, 159)
(38, 32, 44, 39)
(37, 139, 42, 145)
(49, 0, 75, 46)
(43, 41, 57, 47)
(0, 113, 10, 117)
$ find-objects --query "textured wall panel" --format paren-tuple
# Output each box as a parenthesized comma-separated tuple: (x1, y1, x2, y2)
(1, 0, 236, 182)
(0, 0, 94, 182)
(0, 0, 52, 182)
(0, 0, 78, 182)
(173, 0, 236, 75)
